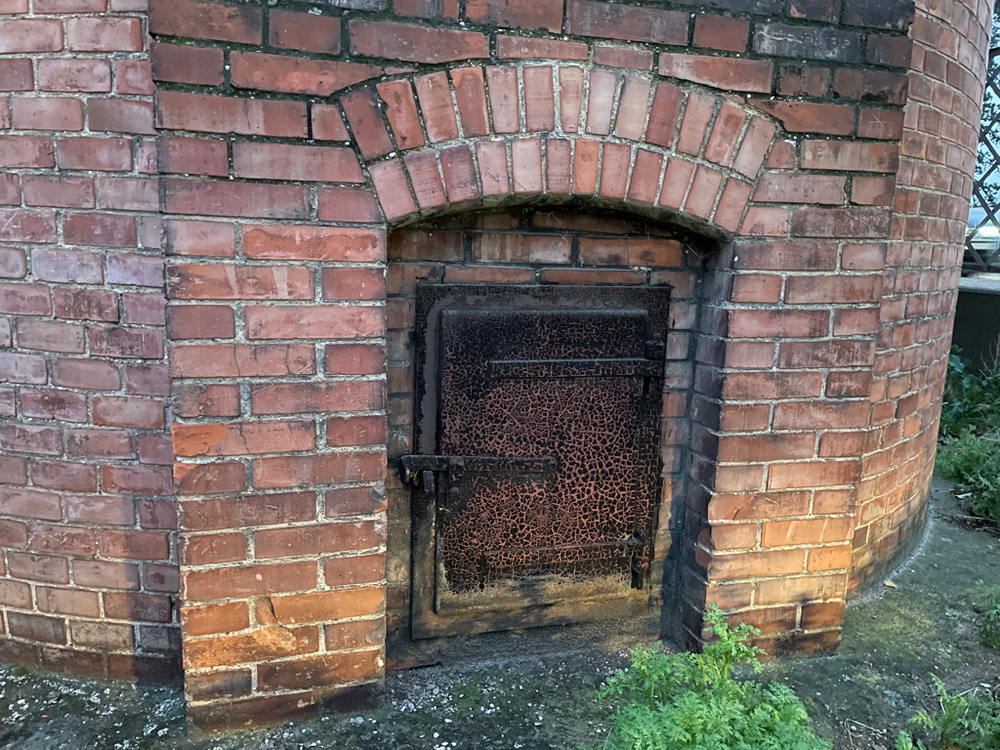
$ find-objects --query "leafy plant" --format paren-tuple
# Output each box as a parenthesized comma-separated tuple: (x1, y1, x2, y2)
(592, 605, 831, 750)
(895, 676, 1000, 749)
(937, 349, 1000, 523)
(980, 597, 1000, 651)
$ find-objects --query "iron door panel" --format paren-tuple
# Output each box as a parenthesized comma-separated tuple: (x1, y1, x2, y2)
(408, 285, 670, 638)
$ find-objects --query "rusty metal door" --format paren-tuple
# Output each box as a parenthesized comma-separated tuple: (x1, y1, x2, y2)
(405, 285, 669, 639)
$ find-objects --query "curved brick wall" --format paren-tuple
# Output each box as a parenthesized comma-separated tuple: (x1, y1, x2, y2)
(0, 0, 992, 731)
(850, 0, 993, 590)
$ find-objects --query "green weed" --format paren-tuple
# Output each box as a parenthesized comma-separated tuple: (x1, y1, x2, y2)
(895, 676, 1000, 749)
(591, 605, 831, 750)
(980, 598, 1000, 651)
(937, 350, 1000, 523)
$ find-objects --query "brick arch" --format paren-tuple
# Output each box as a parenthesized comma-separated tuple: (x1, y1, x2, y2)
(335, 65, 778, 238)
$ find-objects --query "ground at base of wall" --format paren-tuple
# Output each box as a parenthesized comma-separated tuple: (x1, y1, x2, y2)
(0, 478, 996, 750)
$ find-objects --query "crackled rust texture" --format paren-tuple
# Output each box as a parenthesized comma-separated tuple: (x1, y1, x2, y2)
(406, 285, 671, 633)
(437, 307, 663, 592)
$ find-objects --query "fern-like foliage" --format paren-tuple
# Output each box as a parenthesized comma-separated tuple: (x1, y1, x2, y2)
(592, 605, 831, 750)
(896, 676, 1000, 750)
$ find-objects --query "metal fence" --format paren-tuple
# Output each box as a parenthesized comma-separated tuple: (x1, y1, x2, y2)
(966, 15, 1000, 271)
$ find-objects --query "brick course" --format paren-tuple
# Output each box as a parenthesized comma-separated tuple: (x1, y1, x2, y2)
(0, 0, 990, 731)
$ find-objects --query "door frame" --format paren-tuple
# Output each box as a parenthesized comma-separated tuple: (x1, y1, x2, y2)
(406, 284, 671, 639)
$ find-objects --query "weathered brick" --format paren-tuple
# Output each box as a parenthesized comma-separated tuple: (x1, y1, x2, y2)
(230, 52, 379, 97)
(349, 20, 488, 63)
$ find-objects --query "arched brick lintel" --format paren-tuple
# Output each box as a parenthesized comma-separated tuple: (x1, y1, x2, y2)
(337, 65, 778, 239)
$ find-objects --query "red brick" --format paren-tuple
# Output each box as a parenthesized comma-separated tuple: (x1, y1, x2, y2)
(106, 254, 162, 286)
(791, 208, 891, 238)
(173, 384, 240, 418)
(102, 465, 174, 495)
(156, 91, 307, 138)
(660, 54, 772, 93)
(466, 0, 562, 32)
(243, 225, 383, 263)
(0, 20, 63, 53)
(23, 175, 96, 209)
(567, 0, 688, 44)
(64, 429, 135, 461)
(232, 142, 362, 183)
(264, 587, 382, 625)
(778, 65, 830, 96)
(269, 9, 339, 54)
(64, 213, 136, 248)
(258, 649, 379, 692)
(523, 66, 555, 132)
(20, 388, 86, 422)
(370, 160, 417, 220)
(170, 344, 315, 378)
(12, 97, 84, 131)
(87, 99, 155, 134)
(93, 396, 164, 429)
(183, 532, 246, 565)
(377, 80, 423, 150)
(349, 20, 488, 64)
(684, 165, 724, 220)
(245, 306, 382, 340)
(162, 178, 309, 219)
(487, 66, 519, 134)
(754, 173, 846, 204)
(394, 0, 458, 18)
(341, 88, 393, 159)
(767, 461, 861, 490)
(255, 520, 380, 559)
(757, 101, 854, 136)
(694, 16, 749, 53)
(38, 59, 111, 93)
(181, 602, 249, 637)
(321, 267, 385, 302)
(512, 138, 543, 194)
(594, 45, 653, 71)
(230, 52, 379, 97)
(579, 237, 681, 266)
(17, 318, 84, 354)
(8, 551, 69, 583)
(704, 103, 747, 167)
(318, 188, 382, 223)
(151, 42, 224, 86)
(450, 67, 489, 137)
(115, 59, 154, 95)
(183, 563, 317, 604)
(8, 612, 66, 644)
(173, 421, 314, 457)
(404, 151, 447, 209)
(158, 136, 228, 177)
(56, 136, 130, 171)
(645, 82, 683, 148)
(311, 104, 349, 141)
(66, 17, 142, 51)
(166, 304, 235, 340)
(497, 35, 587, 61)
(325, 344, 386, 377)
(99, 529, 170, 560)
(559, 67, 584, 133)
(0, 58, 35, 91)
(801, 141, 899, 172)
(149, 0, 262, 44)
(585, 67, 617, 136)
(1, 282, 53, 313)
(252, 451, 385, 489)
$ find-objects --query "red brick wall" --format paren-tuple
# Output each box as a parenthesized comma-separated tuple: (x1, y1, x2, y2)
(851, 0, 993, 590)
(0, 0, 992, 731)
(0, 1, 177, 680)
